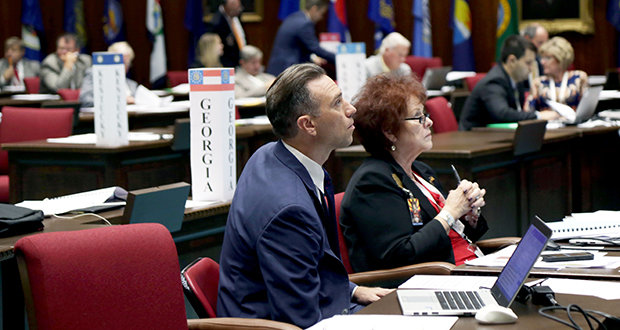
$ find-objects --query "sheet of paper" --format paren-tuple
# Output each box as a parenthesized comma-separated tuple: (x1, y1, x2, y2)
(47, 132, 170, 144)
(11, 94, 61, 101)
(306, 314, 458, 330)
(235, 97, 266, 107)
(134, 84, 173, 106)
(399, 275, 496, 290)
(446, 71, 476, 81)
(170, 83, 189, 94)
(546, 100, 576, 122)
(235, 115, 270, 126)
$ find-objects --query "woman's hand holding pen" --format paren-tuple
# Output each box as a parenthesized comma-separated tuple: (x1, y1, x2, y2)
(443, 180, 486, 227)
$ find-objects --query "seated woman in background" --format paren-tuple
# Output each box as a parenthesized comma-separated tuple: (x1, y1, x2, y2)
(191, 33, 224, 68)
(340, 74, 489, 272)
(525, 36, 588, 111)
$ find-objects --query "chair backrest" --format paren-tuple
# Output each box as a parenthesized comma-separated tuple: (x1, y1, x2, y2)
(425, 96, 458, 133)
(464, 73, 486, 92)
(334, 192, 354, 274)
(167, 70, 188, 87)
(0, 107, 74, 174)
(23, 77, 40, 94)
(404, 56, 443, 80)
(14, 223, 188, 330)
(56, 88, 81, 101)
(181, 257, 220, 318)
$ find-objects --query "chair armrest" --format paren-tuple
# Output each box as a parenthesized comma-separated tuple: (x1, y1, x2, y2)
(188, 318, 302, 330)
(348, 261, 455, 287)
(476, 237, 521, 255)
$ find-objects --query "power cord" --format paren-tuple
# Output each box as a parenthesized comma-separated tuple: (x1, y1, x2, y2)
(538, 304, 620, 330)
(53, 212, 113, 226)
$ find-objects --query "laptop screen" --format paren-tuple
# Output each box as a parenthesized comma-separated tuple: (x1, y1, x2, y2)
(491, 217, 551, 307)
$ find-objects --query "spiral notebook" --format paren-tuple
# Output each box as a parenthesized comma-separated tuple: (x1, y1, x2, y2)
(15, 187, 128, 216)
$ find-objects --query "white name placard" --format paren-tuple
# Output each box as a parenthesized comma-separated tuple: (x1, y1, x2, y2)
(92, 52, 129, 147)
(189, 68, 236, 201)
(335, 43, 366, 103)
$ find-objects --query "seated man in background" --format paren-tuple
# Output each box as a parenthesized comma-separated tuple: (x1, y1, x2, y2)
(217, 63, 392, 329)
(234, 45, 275, 98)
(365, 32, 412, 79)
(79, 41, 138, 108)
(40, 33, 91, 94)
(459, 35, 559, 130)
(0, 37, 40, 88)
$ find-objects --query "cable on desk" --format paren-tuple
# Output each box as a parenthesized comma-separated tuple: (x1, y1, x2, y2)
(539, 304, 620, 330)
(53, 212, 112, 226)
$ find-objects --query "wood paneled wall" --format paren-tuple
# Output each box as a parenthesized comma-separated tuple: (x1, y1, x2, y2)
(1, 0, 616, 88)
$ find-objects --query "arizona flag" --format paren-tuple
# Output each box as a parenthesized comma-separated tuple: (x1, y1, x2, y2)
(328, 0, 351, 43)
(368, 0, 395, 51)
(21, 0, 44, 61)
(413, 0, 432, 57)
(147, 0, 167, 85)
(496, 0, 518, 61)
(103, 0, 126, 45)
(64, 0, 87, 52)
(451, 0, 475, 71)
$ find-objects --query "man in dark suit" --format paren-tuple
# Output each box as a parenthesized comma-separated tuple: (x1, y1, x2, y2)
(217, 63, 392, 328)
(206, 0, 246, 68)
(459, 35, 559, 130)
(266, 0, 336, 76)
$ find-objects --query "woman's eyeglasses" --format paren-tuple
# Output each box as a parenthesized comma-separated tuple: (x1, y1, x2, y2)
(404, 112, 430, 125)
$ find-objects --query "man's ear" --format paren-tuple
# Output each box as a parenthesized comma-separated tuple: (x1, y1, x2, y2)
(297, 114, 317, 136)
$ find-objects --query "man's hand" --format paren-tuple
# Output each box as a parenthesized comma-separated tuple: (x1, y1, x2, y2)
(538, 110, 561, 121)
(2, 67, 14, 81)
(353, 286, 395, 305)
(62, 52, 78, 70)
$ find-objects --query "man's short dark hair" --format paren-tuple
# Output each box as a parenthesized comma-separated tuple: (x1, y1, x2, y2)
(266, 63, 325, 139)
(57, 33, 81, 49)
(304, 0, 329, 10)
(500, 35, 536, 64)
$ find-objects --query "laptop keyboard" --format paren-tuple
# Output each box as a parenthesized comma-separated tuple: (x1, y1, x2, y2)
(435, 291, 485, 310)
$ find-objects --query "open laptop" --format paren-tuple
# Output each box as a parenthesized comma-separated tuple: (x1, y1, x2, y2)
(121, 182, 190, 233)
(546, 85, 603, 124)
(397, 216, 552, 316)
(513, 120, 547, 156)
(421, 66, 452, 91)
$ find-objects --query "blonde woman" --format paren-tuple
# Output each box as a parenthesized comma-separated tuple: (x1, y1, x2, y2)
(191, 33, 224, 68)
(525, 36, 588, 112)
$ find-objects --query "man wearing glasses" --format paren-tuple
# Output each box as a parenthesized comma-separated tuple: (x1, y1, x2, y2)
(207, 0, 246, 68)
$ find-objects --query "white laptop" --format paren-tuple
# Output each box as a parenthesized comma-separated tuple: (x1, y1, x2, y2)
(547, 85, 603, 124)
(397, 216, 552, 316)
(421, 66, 452, 91)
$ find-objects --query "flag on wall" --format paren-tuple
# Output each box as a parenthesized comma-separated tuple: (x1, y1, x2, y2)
(607, 0, 620, 65)
(147, 0, 167, 85)
(451, 0, 475, 71)
(184, 0, 205, 67)
(21, 0, 44, 61)
(496, 0, 518, 62)
(103, 0, 125, 45)
(412, 0, 432, 57)
(328, 0, 351, 43)
(279, 0, 304, 21)
(368, 0, 395, 51)
(64, 0, 87, 53)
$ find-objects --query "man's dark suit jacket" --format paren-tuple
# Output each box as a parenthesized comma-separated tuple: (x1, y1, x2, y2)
(459, 64, 537, 130)
(217, 141, 358, 329)
(340, 156, 488, 273)
(207, 8, 241, 68)
(266, 11, 336, 76)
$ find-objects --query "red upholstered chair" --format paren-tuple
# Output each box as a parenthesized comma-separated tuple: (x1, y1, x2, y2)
(23, 77, 40, 94)
(167, 70, 188, 87)
(182, 257, 220, 318)
(464, 73, 486, 92)
(404, 56, 443, 80)
(56, 88, 81, 101)
(425, 96, 458, 133)
(15, 223, 302, 330)
(0, 107, 74, 203)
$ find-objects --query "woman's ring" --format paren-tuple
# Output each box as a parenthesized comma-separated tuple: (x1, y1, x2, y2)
(476, 207, 481, 216)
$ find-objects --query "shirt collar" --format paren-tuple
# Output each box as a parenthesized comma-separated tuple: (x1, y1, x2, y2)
(282, 140, 325, 194)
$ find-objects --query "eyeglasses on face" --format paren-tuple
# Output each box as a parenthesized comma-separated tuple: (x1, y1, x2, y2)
(404, 112, 430, 125)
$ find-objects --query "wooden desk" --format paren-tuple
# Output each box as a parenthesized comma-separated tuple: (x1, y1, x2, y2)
(358, 290, 619, 330)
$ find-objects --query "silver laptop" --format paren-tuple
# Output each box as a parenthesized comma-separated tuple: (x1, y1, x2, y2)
(547, 85, 602, 124)
(421, 66, 452, 90)
(397, 216, 552, 316)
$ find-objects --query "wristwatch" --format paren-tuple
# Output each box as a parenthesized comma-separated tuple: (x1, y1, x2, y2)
(438, 210, 455, 227)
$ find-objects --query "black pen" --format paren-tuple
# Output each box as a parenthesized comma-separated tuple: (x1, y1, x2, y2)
(451, 165, 461, 186)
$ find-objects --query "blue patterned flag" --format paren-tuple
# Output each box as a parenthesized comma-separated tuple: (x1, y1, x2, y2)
(279, 0, 303, 21)
(608, 0, 620, 65)
(496, 0, 518, 62)
(103, 0, 126, 45)
(184, 0, 205, 67)
(21, 0, 44, 61)
(412, 0, 432, 57)
(451, 0, 475, 71)
(328, 0, 351, 43)
(368, 0, 395, 51)
(64, 0, 87, 52)
(147, 0, 167, 85)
